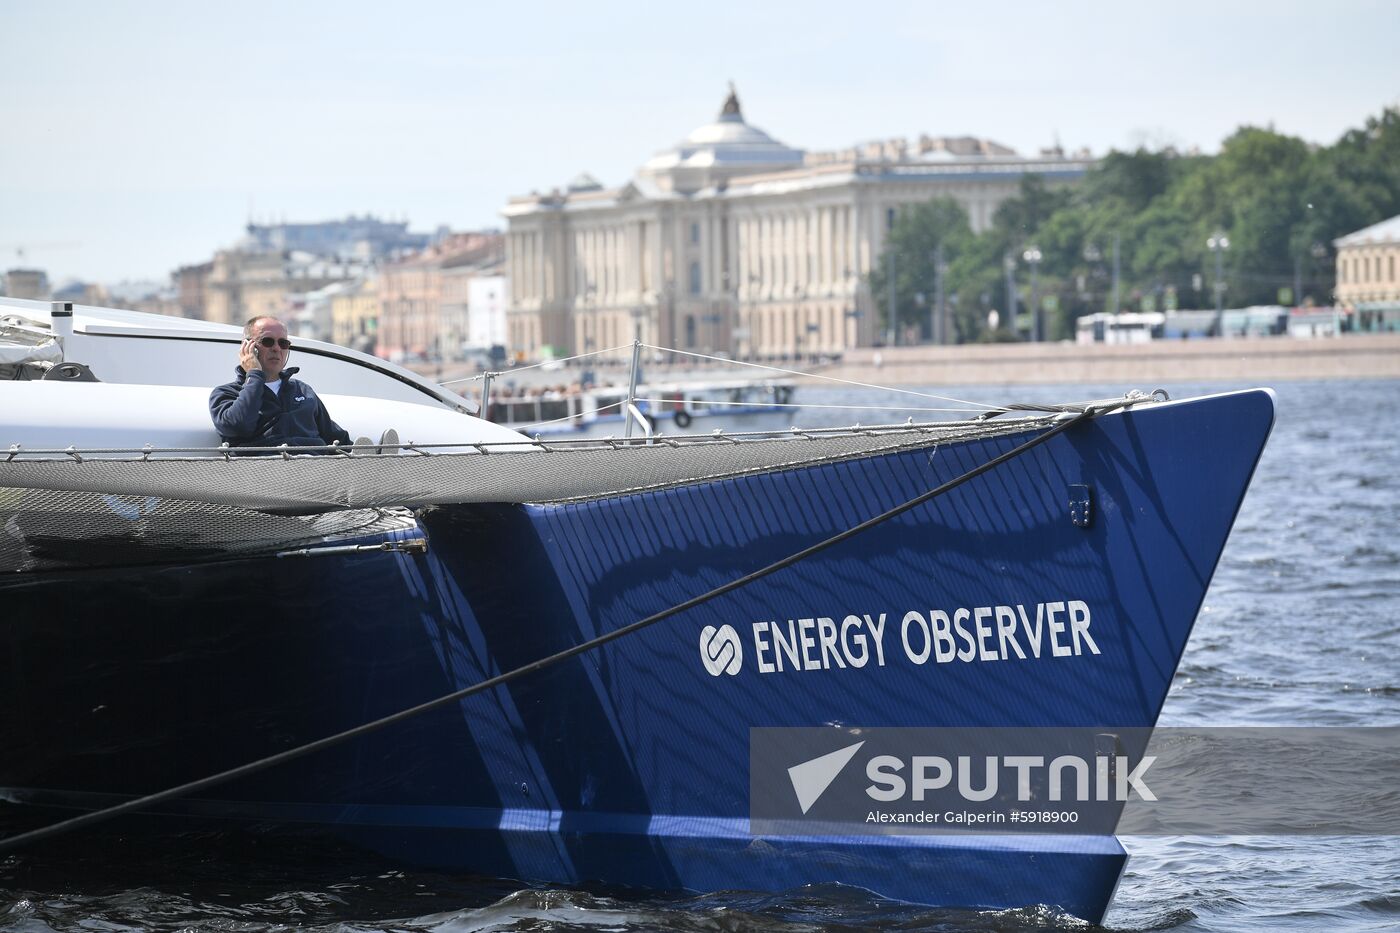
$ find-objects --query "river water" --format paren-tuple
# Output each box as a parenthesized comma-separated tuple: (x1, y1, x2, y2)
(2, 378, 1396, 932)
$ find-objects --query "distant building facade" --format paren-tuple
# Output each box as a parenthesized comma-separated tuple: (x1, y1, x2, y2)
(466, 274, 509, 349)
(330, 275, 380, 354)
(1335, 214, 1400, 332)
(441, 255, 505, 359)
(297, 280, 350, 344)
(205, 250, 288, 326)
(244, 215, 431, 261)
(502, 87, 1094, 359)
(377, 232, 503, 362)
(52, 280, 110, 307)
(131, 288, 182, 319)
(204, 247, 367, 327)
(176, 261, 213, 319)
(3, 268, 50, 300)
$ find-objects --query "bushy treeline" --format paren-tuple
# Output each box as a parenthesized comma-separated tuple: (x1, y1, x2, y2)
(871, 107, 1400, 343)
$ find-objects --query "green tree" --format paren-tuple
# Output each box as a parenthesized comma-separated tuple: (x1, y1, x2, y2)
(1169, 126, 1313, 305)
(868, 198, 975, 342)
(947, 233, 1017, 342)
(1082, 149, 1176, 210)
(865, 106, 1400, 343)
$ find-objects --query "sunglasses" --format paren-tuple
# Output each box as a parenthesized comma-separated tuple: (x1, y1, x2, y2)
(257, 337, 292, 349)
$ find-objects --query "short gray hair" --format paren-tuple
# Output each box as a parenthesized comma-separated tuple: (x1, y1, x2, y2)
(243, 316, 283, 338)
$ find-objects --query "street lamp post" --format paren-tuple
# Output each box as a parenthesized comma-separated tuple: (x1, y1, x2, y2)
(1309, 241, 1327, 305)
(1111, 232, 1121, 315)
(579, 281, 596, 361)
(1207, 231, 1230, 336)
(1022, 247, 1043, 341)
(1308, 242, 1336, 333)
(1003, 253, 1018, 337)
(1082, 243, 1102, 315)
(932, 242, 947, 346)
(885, 249, 897, 347)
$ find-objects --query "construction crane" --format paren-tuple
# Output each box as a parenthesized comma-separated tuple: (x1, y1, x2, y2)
(0, 242, 82, 263)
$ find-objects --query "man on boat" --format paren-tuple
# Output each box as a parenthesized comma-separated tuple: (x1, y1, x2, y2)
(208, 316, 354, 454)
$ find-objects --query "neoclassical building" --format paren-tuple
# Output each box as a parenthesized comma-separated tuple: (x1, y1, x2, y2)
(503, 88, 1093, 359)
(1334, 214, 1400, 332)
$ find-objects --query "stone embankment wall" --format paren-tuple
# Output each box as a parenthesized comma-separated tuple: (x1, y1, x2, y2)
(820, 334, 1400, 386)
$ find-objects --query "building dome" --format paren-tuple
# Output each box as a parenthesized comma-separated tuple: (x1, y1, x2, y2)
(566, 172, 604, 192)
(639, 85, 804, 192)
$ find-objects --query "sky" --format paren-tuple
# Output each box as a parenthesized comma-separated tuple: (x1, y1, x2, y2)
(3, 0, 1398, 286)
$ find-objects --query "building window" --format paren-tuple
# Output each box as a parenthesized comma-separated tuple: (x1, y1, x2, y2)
(886, 207, 896, 230)
(685, 315, 697, 348)
(690, 222, 700, 245)
(689, 261, 702, 295)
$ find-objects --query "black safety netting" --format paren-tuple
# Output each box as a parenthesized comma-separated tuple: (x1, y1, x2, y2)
(0, 486, 417, 573)
(0, 418, 1056, 516)
(0, 417, 1068, 574)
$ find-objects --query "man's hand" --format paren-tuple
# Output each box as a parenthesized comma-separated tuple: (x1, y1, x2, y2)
(239, 338, 260, 375)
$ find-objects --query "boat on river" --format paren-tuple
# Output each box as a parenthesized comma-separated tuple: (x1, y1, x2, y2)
(485, 378, 795, 434)
(0, 298, 1275, 924)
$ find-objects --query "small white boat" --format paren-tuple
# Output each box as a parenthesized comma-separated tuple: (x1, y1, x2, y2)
(484, 377, 796, 434)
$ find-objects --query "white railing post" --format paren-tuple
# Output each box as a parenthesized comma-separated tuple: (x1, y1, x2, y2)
(626, 402, 653, 443)
(624, 338, 642, 440)
(479, 371, 494, 420)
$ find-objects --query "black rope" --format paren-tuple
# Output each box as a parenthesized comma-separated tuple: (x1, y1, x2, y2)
(977, 402, 1088, 421)
(0, 404, 1110, 854)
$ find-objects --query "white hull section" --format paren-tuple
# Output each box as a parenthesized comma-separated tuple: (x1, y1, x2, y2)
(2, 381, 523, 456)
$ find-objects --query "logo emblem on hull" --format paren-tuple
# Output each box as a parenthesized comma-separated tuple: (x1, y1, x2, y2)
(700, 624, 743, 676)
(789, 741, 865, 813)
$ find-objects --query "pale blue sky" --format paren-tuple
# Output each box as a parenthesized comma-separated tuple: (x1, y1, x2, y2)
(3, 0, 1398, 285)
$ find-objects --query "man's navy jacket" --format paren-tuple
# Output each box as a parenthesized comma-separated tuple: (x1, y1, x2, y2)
(209, 366, 353, 452)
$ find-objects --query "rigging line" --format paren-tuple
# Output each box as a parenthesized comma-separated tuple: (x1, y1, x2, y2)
(0, 419, 1050, 459)
(517, 400, 630, 429)
(440, 344, 635, 386)
(628, 397, 999, 414)
(643, 345, 1009, 412)
(0, 403, 1112, 855)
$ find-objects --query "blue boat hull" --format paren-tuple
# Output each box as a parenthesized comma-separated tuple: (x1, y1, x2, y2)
(0, 390, 1275, 922)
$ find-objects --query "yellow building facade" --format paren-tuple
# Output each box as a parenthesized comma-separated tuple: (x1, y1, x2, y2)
(330, 276, 380, 353)
(1334, 215, 1400, 332)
